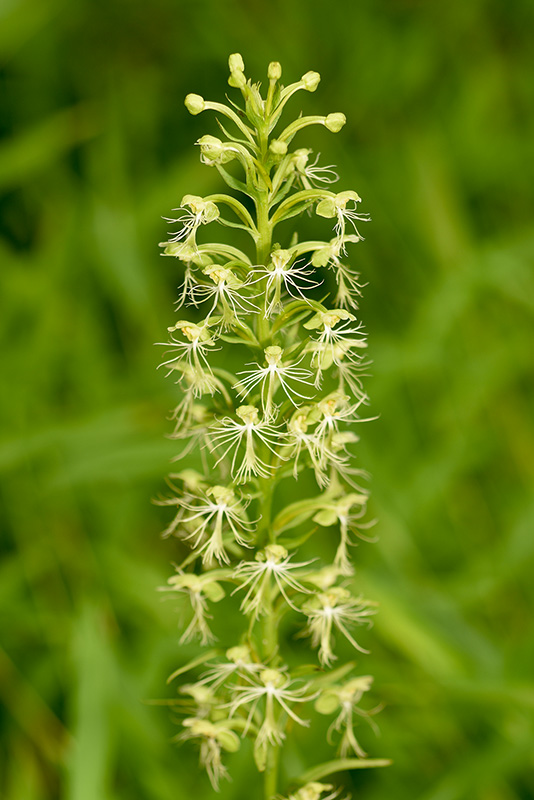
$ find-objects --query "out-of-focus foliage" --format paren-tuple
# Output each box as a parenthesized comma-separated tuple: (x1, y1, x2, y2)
(1, 0, 533, 798)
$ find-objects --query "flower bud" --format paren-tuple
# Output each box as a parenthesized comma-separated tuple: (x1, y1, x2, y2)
(228, 54, 246, 89)
(268, 61, 282, 81)
(184, 93, 205, 115)
(228, 70, 246, 88)
(324, 112, 346, 132)
(269, 138, 287, 156)
(228, 53, 245, 73)
(301, 71, 321, 92)
(196, 134, 236, 165)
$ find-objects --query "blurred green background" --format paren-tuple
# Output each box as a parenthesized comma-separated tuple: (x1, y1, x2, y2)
(1, 0, 534, 798)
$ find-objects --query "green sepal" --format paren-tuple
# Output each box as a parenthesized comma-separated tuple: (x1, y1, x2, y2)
(203, 581, 225, 602)
(297, 758, 392, 784)
(314, 690, 340, 715)
(217, 729, 240, 752)
(272, 189, 329, 225)
(275, 308, 318, 335)
(312, 508, 338, 527)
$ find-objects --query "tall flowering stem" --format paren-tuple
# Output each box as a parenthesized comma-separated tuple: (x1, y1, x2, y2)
(157, 54, 389, 800)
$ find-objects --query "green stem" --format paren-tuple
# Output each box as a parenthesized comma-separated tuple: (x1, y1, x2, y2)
(262, 580, 280, 800)
(256, 476, 275, 547)
(264, 742, 280, 800)
(254, 123, 280, 800)
(256, 190, 272, 344)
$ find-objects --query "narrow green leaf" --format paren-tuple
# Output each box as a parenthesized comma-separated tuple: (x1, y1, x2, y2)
(298, 758, 392, 784)
(166, 650, 220, 684)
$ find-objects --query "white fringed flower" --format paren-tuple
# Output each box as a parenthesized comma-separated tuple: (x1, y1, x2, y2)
(293, 148, 339, 190)
(164, 194, 220, 243)
(191, 264, 260, 325)
(282, 781, 345, 800)
(179, 718, 240, 791)
(304, 309, 366, 382)
(313, 492, 369, 575)
(226, 668, 315, 747)
(158, 569, 226, 644)
(179, 485, 254, 564)
(234, 346, 313, 417)
(315, 675, 379, 758)
(208, 405, 286, 483)
(316, 190, 370, 242)
(301, 587, 376, 666)
(287, 404, 332, 483)
(232, 544, 313, 617)
(158, 318, 218, 394)
(249, 248, 322, 316)
(314, 391, 367, 451)
(195, 646, 263, 691)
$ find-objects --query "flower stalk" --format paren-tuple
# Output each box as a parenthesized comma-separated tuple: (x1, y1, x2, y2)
(157, 54, 389, 799)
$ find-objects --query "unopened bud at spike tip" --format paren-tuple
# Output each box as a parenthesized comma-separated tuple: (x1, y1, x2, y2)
(184, 93, 205, 115)
(324, 112, 346, 132)
(301, 71, 321, 91)
(228, 53, 245, 73)
(268, 61, 282, 81)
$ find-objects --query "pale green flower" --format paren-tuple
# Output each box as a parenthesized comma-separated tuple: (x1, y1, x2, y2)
(226, 668, 315, 747)
(315, 675, 380, 758)
(164, 194, 220, 243)
(158, 570, 225, 644)
(301, 587, 376, 666)
(232, 544, 313, 617)
(282, 782, 344, 800)
(234, 346, 313, 418)
(208, 405, 286, 484)
(180, 717, 240, 790)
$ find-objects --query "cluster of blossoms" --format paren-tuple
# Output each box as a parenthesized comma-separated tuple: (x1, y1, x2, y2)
(157, 55, 387, 799)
